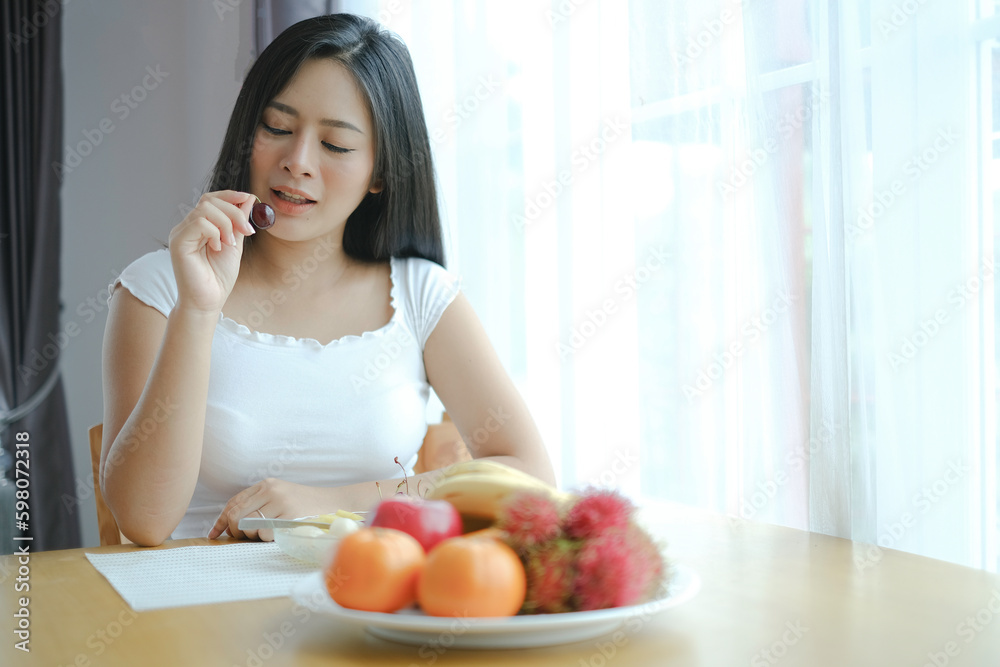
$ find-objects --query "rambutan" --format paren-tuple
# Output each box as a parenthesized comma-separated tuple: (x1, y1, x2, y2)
(563, 489, 635, 540)
(630, 524, 669, 601)
(496, 487, 669, 614)
(573, 524, 665, 610)
(521, 538, 578, 614)
(497, 490, 563, 552)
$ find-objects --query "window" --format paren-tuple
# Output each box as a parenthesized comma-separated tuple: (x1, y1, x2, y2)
(387, 0, 997, 571)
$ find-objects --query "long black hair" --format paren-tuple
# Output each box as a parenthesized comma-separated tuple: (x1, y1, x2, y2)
(207, 14, 444, 266)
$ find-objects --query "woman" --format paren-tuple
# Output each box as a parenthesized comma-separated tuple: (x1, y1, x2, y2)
(100, 14, 555, 546)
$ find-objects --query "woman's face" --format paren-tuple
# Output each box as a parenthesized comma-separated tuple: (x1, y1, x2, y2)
(249, 57, 380, 242)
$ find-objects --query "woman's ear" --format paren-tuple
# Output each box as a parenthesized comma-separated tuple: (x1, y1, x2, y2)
(369, 179, 384, 194)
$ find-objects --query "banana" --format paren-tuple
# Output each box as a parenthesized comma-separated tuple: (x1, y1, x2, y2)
(426, 465, 571, 520)
(438, 459, 540, 481)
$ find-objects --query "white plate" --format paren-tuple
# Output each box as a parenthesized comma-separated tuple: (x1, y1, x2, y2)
(289, 563, 700, 649)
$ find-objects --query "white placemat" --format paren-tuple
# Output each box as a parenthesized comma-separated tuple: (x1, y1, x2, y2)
(86, 542, 317, 611)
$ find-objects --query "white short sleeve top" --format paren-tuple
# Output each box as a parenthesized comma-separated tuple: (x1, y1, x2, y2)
(110, 249, 460, 538)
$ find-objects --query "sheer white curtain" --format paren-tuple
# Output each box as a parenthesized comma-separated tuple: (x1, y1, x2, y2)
(370, 0, 997, 570)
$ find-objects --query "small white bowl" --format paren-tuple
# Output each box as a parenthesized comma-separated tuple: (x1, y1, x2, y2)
(274, 517, 361, 566)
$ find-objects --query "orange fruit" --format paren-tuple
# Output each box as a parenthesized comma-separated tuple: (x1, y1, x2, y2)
(417, 535, 526, 617)
(326, 527, 425, 613)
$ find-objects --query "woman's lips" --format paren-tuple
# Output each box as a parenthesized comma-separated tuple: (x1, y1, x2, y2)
(270, 188, 316, 215)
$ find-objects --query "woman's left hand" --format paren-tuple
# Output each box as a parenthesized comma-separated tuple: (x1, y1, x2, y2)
(208, 478, 331, 541)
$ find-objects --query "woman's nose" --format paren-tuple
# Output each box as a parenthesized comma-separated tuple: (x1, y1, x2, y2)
(279, 135, 316, 177)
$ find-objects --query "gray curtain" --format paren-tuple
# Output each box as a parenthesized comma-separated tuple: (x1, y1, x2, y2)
(0, 1, 81, 552)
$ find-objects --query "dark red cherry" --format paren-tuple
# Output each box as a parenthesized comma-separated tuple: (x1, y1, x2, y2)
(250, 202, 275, 230)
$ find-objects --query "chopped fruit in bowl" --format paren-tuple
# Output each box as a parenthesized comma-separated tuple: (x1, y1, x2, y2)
(274, 512, 362, 566)
(314, 509, 365, 523)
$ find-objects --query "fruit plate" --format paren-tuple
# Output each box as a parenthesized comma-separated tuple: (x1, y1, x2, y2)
(289, 563, 700, 649)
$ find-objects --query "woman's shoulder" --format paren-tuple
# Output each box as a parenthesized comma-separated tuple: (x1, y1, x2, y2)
(110, 248, 177, 317)
(121, 247, 172, 274)
(393, 254, 451, 276)
(392, 255, 460, 298)
(391, 256, 461, 346)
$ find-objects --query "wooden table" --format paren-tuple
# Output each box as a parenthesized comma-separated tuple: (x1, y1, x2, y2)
(2, 502, 998, 666)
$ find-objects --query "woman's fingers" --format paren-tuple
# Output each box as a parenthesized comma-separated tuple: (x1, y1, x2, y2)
(173, 192, 256, 254)
(201, 205, 240, 248)
(208, 478, 320, 542)
(198, 197, 255, 248)
(208, 487, 274, 542)
(207, 512, 233, 540)
(222, 190, 258, 236)
(168, 190, 260, 315)
(205, 193, 257, 237)
(238, 486, 275, 541)
(189, 215, 228, 253)
(208, 507, 257, 540)
(208, 488, 251, 539)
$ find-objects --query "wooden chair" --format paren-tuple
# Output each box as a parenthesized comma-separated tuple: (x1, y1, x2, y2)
(88, 415, 472, 546)
(413, 413, 472, 474)
(88, 424, 129, 546)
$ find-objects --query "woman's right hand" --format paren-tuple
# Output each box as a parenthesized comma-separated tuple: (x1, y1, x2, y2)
(168, 191, 257, 314)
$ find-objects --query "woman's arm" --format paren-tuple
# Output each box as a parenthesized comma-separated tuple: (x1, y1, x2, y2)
(101, 289, 219, 546)
(101, 191, 256, 546)
(422, 292, 556, 486)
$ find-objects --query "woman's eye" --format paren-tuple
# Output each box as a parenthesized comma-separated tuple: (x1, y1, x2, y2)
(261, 123, 290, 135)
(323, 142, 352, 154)
(260, 123, 351, 154)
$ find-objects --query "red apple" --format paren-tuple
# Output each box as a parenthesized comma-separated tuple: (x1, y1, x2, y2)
(369, 495, 463, 553)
